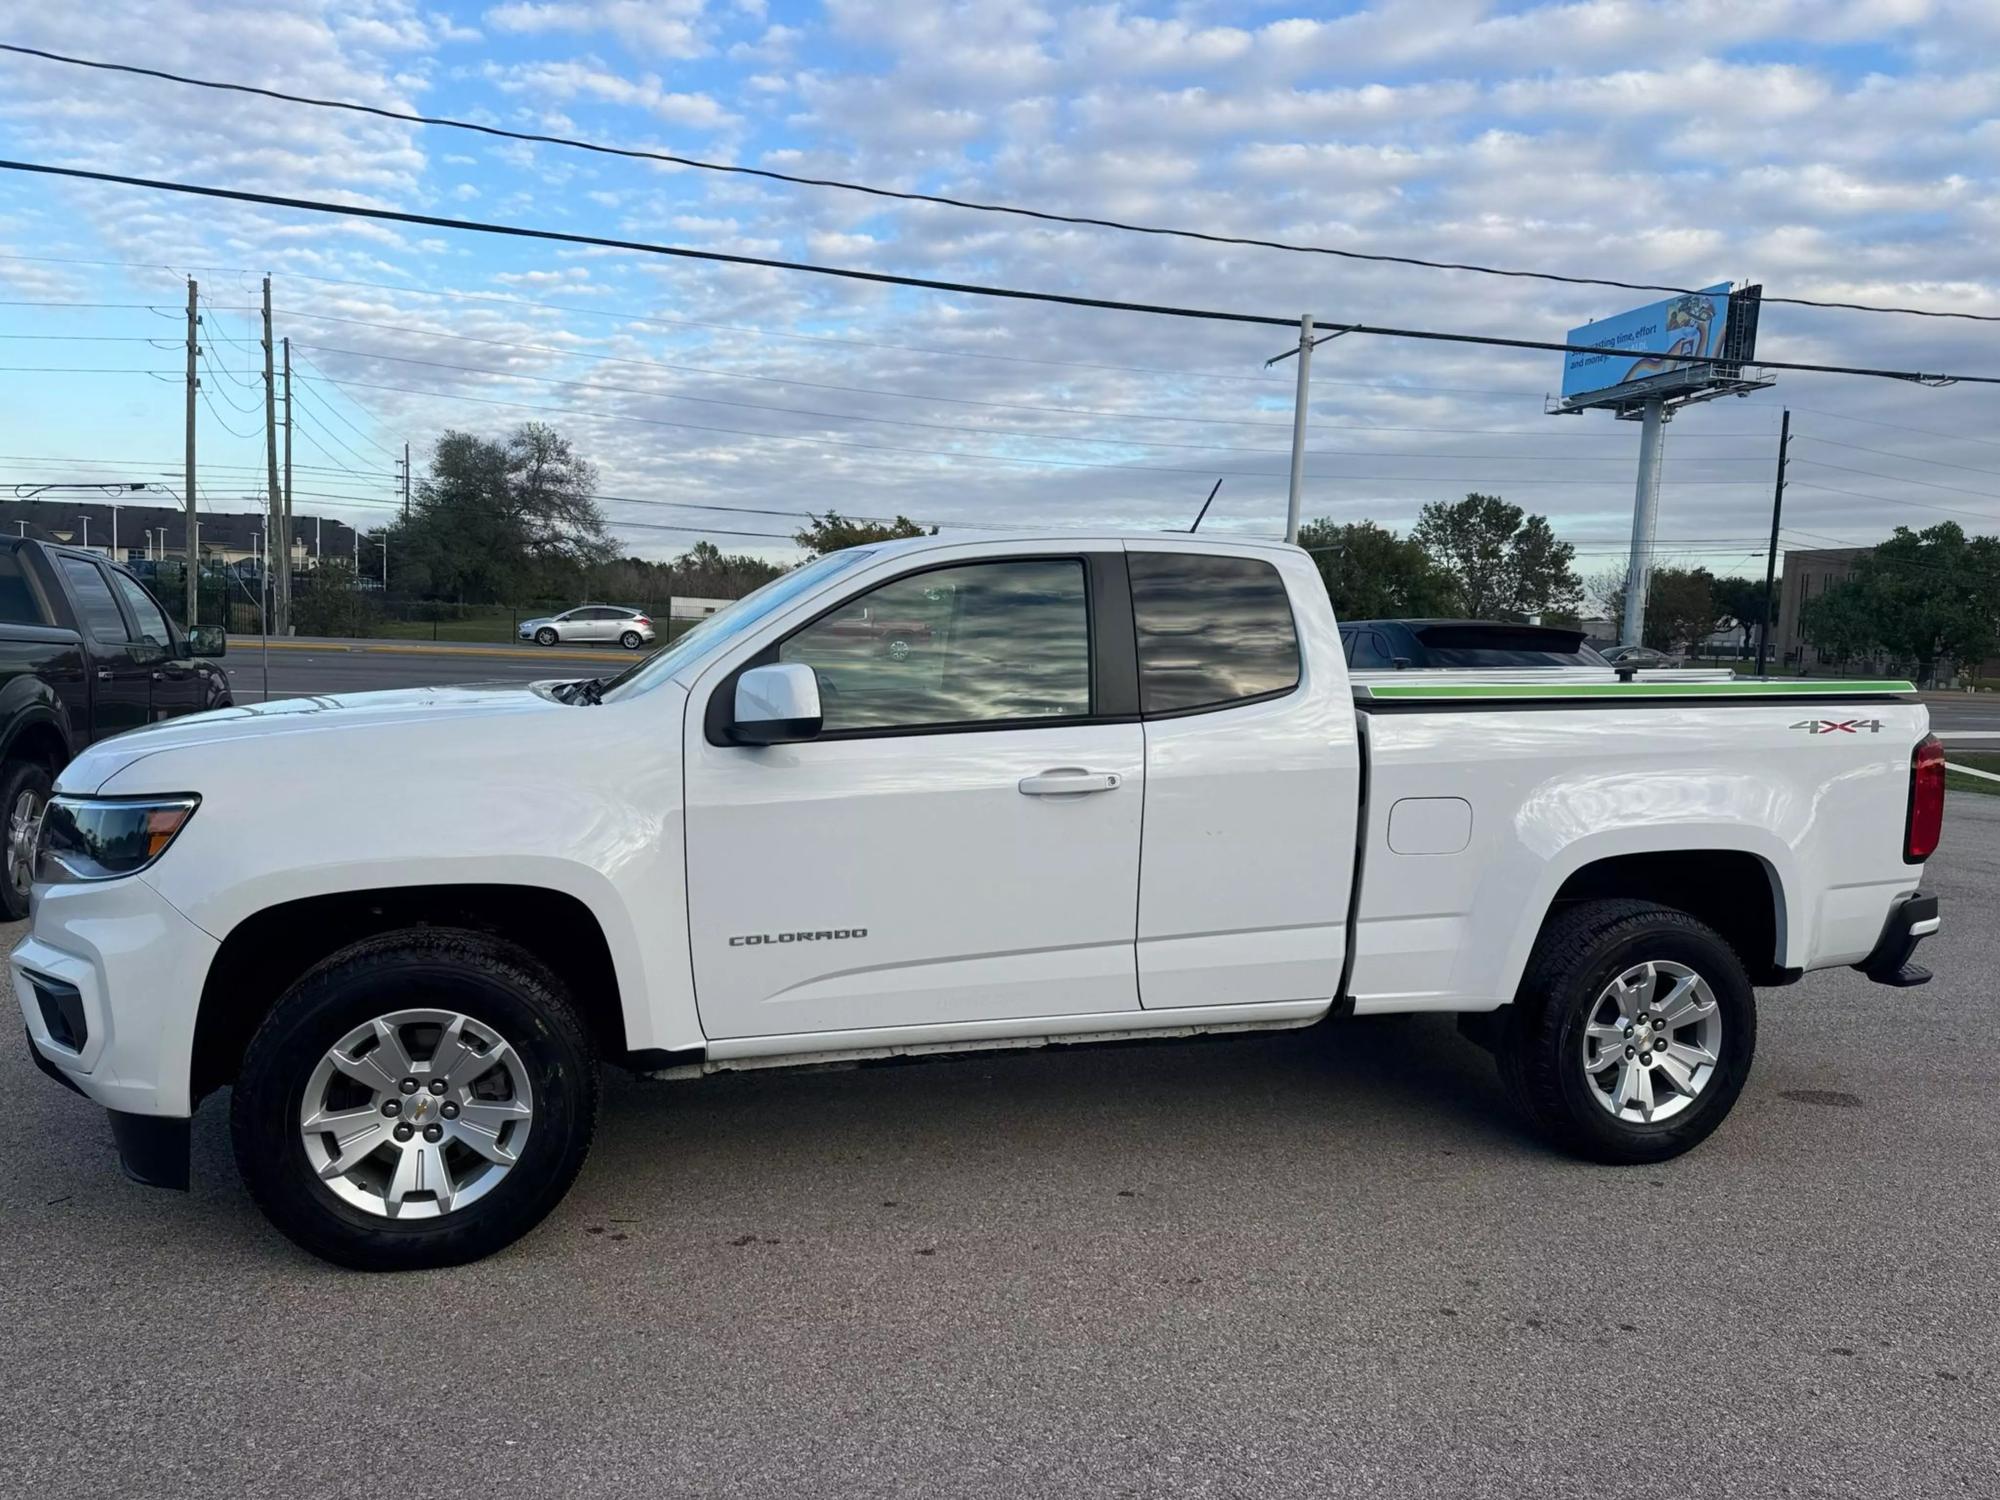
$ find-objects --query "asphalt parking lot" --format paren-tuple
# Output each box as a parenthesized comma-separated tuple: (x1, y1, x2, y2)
(2, 798, 1994, 1497)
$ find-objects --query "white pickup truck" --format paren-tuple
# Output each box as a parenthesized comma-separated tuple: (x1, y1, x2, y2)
(15, 534, 1944, 1270)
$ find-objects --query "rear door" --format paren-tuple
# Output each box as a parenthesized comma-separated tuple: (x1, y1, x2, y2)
(53, 555, 148, 742)
(108, 568, 201, 721)
(683, 548, 1145, 1041)
(1126, 543, 1363, 1009)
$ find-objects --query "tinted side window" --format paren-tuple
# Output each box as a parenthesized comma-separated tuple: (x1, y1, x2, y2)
(111, 571, 173, 648)
(0, 548, 47, 625)
(1127, 553, 1300, 714)
(58, 558, 128, 643)
(779, 559, 1091, 733)
(1347, 629, 1394, 670)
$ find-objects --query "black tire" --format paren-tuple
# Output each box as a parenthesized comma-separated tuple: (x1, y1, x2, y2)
(231, 929, 599, 1271)
(0, 758, 53, 922)
(535, 627, 559, 647)
(1496, 899, 1756, 1164)
(619, 630, 643, 650)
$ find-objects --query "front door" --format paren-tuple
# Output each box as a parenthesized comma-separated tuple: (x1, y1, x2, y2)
(108, 568, 202, 721)
(54, 555, 148, 742)
(683, 552, 1144, 1042)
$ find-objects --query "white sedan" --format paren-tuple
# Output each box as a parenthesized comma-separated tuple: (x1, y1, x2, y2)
(518, 605, 657, 649)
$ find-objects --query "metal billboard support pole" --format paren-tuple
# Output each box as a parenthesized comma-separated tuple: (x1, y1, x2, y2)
(1283, 313, 1313, 544)
(1619, 397, 1668, 648)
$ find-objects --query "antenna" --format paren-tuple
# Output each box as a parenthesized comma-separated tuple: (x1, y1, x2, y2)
(1187, 479, 1223, 532)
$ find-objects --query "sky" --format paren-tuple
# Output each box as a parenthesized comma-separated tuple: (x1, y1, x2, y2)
(2, 0, 1999, 579)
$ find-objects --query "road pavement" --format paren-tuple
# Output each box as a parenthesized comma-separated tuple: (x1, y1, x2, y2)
(3, 799, 1994, 1497)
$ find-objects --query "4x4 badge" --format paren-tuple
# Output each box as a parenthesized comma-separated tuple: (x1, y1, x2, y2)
(1789, 718, 1884, 734)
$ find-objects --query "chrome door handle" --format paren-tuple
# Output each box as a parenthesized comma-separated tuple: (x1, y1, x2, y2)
(96, 668, 114, 681)
(150, 670, 164, 681)
(1018, 768, 1121, 796)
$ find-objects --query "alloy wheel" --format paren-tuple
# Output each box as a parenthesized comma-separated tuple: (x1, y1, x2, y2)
(299, 1009, 534, 1219)
(1579, 960, 1723, 1125)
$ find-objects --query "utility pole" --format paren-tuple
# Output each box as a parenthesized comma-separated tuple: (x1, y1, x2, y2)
(401, 441, 411, 520)
(1754, 408, 1791, 678)
(281, 335, 293, 631)
(381, 530, 388, 588)
(1619, 396, 1669, 649)
(1283, 314, 1313, 543)
(261, 276, 282, 636)
(184, 278, 199, 626)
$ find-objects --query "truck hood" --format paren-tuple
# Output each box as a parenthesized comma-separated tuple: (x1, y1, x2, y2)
(60, 681, 573, 793)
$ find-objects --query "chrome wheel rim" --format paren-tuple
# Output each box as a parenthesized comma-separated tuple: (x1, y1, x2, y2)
(300, 1009, 534, 1219)
(1580, 960, 1723, 1125)
(7, 788, 42, 898)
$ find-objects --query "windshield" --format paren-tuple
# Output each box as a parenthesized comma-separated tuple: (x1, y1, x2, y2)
(598, 548, 875, 700)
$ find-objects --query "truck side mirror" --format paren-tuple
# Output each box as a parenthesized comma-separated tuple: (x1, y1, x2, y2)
(187, 625, 227, 658)
(732, 662, 822, 745)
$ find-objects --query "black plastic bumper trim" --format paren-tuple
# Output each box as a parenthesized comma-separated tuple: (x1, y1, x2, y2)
(1855, 893, 1939, 988)
(107, 1110, 191, 1191)
(25, 1026, 86, 1096)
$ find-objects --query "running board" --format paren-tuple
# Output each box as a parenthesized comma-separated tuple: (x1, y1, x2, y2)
(640, 1008, 1328, 1080)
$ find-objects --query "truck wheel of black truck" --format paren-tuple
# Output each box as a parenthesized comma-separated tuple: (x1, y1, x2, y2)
(1497, 899, 1756, 1164)
(231, 928, 600, 1272)
(0, 758, 53, 922)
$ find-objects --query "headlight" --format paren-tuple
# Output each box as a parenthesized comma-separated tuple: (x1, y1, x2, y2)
(36, 795, 200, 884)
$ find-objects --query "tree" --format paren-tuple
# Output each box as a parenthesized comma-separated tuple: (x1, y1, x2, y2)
(290, 560, 378, 637)
(1799, 522, 2000, 683)
(794, 510, 931, 556)
(1412, 493, 1580, 619)
(1588, 561, 1725, 651)
(1295, 518, 1460, 618)
(392, 423, 616, 602)
(1711, 575, 1771, 655)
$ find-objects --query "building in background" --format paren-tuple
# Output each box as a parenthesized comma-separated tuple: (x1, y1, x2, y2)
(1775, 546, 1868, 670)
(0, 498, 359, 569)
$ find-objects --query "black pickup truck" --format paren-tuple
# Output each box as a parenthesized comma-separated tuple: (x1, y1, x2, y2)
(0, 537, 229, 918)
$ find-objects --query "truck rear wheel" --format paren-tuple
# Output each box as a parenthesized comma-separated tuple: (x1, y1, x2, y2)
(1498, 899, 1756, 1164)
(231, 929, 599, 1270)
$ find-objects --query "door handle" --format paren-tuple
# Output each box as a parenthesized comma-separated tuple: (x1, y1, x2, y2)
(1018, 768, 1121, 796)
(96, 668, 114, 681)
(150, 670, 164, 681)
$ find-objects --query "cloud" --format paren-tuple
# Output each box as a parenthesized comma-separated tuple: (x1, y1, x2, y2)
(483, 0, 710, 59)
(482, 59, 737, 129)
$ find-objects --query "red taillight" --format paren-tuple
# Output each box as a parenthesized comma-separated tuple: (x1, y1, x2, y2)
(1906, 734, 1945, 863)
(635, 616, 651, 626)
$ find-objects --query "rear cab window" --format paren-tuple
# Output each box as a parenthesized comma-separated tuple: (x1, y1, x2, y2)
(0, 546, 50, 626)
(1127, 552, 1300, 715)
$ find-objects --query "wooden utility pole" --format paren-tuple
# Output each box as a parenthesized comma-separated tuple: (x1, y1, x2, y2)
(402, 441, 411, 520)
(260, 276, 280, 635)
(1754, 409, 1791, 678)
(184, 278, 199, 626)
(281, 335, 293, 632)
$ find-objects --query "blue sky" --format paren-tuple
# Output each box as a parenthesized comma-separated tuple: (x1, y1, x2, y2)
(2, 0, 1998, 576)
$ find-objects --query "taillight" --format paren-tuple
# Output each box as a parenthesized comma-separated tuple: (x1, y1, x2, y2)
(634, 616, 651, 626)
(1906, 734, 1945, 863)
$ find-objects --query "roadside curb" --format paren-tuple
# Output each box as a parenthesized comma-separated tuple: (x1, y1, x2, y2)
(238, 639, 623, 664)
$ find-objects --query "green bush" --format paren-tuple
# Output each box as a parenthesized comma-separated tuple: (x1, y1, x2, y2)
(291, 563, 379, 638)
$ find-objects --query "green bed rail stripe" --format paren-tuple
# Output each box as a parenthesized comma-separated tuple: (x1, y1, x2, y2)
(1362, 679, 1917, 701)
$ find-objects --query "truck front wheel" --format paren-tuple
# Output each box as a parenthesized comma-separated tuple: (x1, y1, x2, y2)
(231, 929, 599, 1270)
(1, 759, 53, 922)
(1498, 900, 1756, 1164)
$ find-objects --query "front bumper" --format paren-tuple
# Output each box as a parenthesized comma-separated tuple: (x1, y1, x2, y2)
(1854, 892, 1940, 987)
(15, 874, 218, 1187)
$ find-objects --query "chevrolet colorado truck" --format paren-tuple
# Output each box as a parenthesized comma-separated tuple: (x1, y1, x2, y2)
(14, 534, 1943, 1270)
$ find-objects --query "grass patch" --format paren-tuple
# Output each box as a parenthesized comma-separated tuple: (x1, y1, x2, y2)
(1945, 751, 2000, 797)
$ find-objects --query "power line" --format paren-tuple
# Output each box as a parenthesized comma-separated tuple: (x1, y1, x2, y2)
(7, 42, 1992, 327)
(276, 309, 1770, 441)
(305, 367, 1776, 483)
(288, 338, 1774, 462)
(1784, 404, 2000, 452)
(287, 351, 402, 459)
(1789, 479, 2000, 527)
(1797, 433, 2000, 479)
(196, 383, 262, 441)
(6, 159, 1997, 391)
(1790, 456, 2000, 503)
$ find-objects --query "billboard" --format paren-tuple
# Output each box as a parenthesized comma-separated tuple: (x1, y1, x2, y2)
(1561, 284, 1731, 402)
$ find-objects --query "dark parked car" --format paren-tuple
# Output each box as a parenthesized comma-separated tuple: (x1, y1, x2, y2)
(1339, 619, 1611, 671)
(0, 538, 229, 918)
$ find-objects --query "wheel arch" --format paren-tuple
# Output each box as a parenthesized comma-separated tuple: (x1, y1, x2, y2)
(190, 883, 636, 1104)
(1504, 840, 1793, 999)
